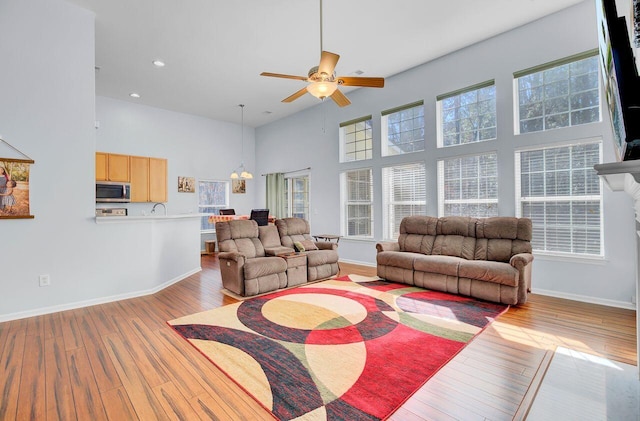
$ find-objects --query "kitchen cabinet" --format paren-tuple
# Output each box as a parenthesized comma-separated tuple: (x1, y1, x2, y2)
(129, 156, 167, 203)
(130, 155, 150, 202)
(96, 152, 130, 182)
(149, 157, 167, 203)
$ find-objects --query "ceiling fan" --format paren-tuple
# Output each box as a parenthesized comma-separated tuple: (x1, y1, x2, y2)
(260, 0, 384, 107)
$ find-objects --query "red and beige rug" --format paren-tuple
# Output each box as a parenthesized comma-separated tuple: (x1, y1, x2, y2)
(168, 275, 508, 420)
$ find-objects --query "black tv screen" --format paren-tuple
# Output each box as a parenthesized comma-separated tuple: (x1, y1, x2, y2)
(596, 0, 640, 160)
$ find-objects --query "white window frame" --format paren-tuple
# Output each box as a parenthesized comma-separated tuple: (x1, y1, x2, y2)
(437, 152, 499, 217)
(436, 80, 496, 148)
(515, 138, 603, 258)
(382, 162, 426, 240)
(284, 171, 310, 221)
(514, 50, 601, 135)
(381, 101, 425, 157)
(340, 168, 374, 238)
(339, 115, 373, 163)
(198, 179, 230, 233)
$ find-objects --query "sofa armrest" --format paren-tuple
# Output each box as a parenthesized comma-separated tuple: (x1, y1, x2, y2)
(510, 253, 534, 304)
(314, 242, 337, 251)
(509, 253, 534, 270)
(376, 241, 400, 253)
(218, 251, 246, 264)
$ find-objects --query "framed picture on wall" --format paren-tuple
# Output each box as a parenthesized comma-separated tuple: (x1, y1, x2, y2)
(232, 179, 246, 194)
(0, 159, 34, 219)
(178, 176, 195, 193)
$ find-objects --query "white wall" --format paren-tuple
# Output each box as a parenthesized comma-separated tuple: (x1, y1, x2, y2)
(255, 1, 638, 307)
(0, 0, 207, 320)
(95, 96, 257, 217)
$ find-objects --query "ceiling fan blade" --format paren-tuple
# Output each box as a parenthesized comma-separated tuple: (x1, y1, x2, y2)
(318, 51, 340, 75)
(337, 76, 385, 88)
(282, 87, 309, 103)
(330, 89, 351, 107)
(260, 72, 308, 81)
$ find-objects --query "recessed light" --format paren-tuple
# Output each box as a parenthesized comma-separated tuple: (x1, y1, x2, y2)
(152, 60, 165, 67)
(129, 92, 140, 98)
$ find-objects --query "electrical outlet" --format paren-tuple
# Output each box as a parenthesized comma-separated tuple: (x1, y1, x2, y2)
(39, 274, 51, 287)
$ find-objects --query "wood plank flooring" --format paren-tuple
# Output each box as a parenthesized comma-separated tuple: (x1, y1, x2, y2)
(0, 255, 635, 420)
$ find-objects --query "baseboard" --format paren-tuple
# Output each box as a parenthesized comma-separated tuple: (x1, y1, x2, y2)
(338, 258, 376, 268)
(0, 267, 203, 323)
(533, 288, 636, 310)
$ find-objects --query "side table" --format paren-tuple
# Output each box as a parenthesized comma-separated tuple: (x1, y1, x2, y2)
(312, 234, 342, 243)
(281, 253, 307, 287)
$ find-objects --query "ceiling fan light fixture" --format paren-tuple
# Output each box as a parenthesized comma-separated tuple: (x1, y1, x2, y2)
(306, 81, 338, 99)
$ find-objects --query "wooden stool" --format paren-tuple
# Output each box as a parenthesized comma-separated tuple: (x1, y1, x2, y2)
(205, 240, 216, 254)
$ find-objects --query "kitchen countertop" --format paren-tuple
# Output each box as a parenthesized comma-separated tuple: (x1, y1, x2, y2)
(95, 213, 203, 224)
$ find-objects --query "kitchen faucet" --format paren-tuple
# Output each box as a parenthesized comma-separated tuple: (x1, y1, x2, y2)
(151, 202, 167, 216)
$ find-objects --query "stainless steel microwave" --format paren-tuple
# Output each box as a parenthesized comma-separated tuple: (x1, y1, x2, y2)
(96, 181, 131, 203)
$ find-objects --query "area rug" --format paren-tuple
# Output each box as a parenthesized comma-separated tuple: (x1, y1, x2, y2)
(168, 275, 508, 420)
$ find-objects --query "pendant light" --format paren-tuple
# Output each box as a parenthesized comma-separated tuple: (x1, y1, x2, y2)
(230, 104, 253, 180)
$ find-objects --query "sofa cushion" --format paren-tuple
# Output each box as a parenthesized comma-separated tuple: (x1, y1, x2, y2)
(432, 235, 476, 260)
(244, 257, 287, 279)
(300, 239, 318, 251)
(413, 255, 461, 277)
(437, 216, 476, 236)
(398, 234, 436, 254)
(458, 260, 519, 287)
(306, 249, 339, 267)
(377, 251, 419, 270)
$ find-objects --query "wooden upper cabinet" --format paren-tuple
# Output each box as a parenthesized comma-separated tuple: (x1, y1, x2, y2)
(95, 152, 107, 181)
(107, 154, 130, 181)
(149, 157, 167, 203)
(129, 156, 150, 203)
(96, 152, 166, 203)
(96, 152, 130, 182)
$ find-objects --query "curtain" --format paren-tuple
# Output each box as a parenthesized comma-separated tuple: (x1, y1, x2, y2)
(266, 172, 285, 218)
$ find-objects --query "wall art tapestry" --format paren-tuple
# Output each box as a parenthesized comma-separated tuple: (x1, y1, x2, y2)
(0, 138, 34, 219)
(178, 176, 195, 193)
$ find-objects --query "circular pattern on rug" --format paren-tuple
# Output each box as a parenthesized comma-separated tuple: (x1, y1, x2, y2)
(237, 287, 398, 344)
(261, 293, 368, 330)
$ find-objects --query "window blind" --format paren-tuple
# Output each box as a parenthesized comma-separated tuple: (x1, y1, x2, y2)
(342, 169, 373, 237)
(382, 162, 426, 239)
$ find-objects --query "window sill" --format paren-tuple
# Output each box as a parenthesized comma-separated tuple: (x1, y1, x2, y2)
(533, 251, 606, 265)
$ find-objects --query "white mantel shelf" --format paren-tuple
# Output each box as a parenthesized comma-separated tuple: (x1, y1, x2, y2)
(594, 160, 640, 379)
(95, 214, 203, 224)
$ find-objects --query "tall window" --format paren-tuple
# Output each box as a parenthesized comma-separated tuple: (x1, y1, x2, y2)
(382, 162, 426, 239)
(515, 51, 600, 134)
(340, 115, 373, 162)
(381, 101, 425, 156)
(438, 152, 498, 217)
(198, 179, 229, 232)
(515, 140, 602, 256)
(341, 169, 373, 237)
(437, 81, 496, 147)
(284, 174, 309, 220)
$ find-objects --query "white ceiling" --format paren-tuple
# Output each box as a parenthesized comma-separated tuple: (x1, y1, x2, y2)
(67, 0, 586, 127)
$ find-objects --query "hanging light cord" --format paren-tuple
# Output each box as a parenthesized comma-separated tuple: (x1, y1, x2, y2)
(240, 104, 244, 166)
(319, 0, 323, 54)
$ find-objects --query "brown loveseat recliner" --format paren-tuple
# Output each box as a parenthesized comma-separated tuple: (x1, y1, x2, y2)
(216, 219, 287, 296)
(376, 216, 534, 305)
(276, 218, 340, 281)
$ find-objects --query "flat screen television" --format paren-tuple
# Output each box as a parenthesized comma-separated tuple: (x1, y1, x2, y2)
(596, 0, 640, 160)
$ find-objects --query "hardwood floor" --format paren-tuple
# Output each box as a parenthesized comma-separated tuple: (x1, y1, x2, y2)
(0, 255, 635, 420)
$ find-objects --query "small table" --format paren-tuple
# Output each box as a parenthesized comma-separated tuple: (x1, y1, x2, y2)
(312, 234, 342, 243)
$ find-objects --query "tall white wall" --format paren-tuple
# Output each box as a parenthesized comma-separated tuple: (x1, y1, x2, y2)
(255, 1, 638, 307)
(0, 0, 237, 320)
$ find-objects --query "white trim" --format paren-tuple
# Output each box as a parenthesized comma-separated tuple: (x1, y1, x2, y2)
(532, 288, 635, 310)
(0, 267, 202, 323)
(338, 258, 376, 267)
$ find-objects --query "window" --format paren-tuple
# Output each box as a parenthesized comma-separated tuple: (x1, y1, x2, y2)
(437, 81, 496, 147)
(341, 169, 373, 237)
(382, 162, 426, 239)
(515, 51, 600, 134)
(515, 140, 602, 256)
(340, 115, 373, 162)
(381, 101, 425, 156)
(438, 152, 498, 217)
(284, 174, 310, 220)
(198, 179, 229, 232)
